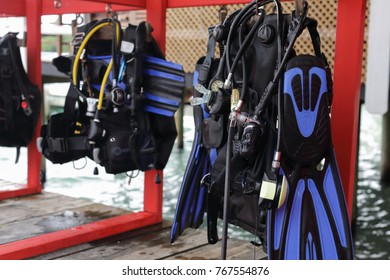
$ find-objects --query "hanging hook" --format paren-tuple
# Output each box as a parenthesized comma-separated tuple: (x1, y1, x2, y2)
(75, 14, 84, 25)
(53, 0, 62, 9)
(105, 3, 118, 19)
(106, 3, 113, 17)
(295, 0, 305, 17)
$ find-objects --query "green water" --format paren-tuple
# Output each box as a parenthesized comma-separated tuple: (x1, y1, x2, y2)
(0, 105, 388, 259)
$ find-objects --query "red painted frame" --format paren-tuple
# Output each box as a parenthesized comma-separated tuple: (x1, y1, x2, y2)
(0, 0, 366, 259)
(332, 0, 366, 217)
(0, 0, 164, 260)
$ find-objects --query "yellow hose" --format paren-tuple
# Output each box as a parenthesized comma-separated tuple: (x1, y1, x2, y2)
(72, 20, 121, 111)
(98, 59, 113, 109)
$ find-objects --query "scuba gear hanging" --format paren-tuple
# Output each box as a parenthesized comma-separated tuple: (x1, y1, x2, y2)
(39, 18, 185, 174)
(39, 18, 121, 166)
(171, 0, 352, 260)
(0, 32, 41, 163)
(171, 0, 292, 250)
(265, 8, 354, 259)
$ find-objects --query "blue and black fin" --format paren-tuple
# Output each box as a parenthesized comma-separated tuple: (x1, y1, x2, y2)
(170, 62, 212, 243)
(267, 55, 354, 260)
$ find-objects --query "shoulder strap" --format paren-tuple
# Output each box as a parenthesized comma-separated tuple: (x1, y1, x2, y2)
(0, 34, 18, 127)
(198, 27, 216, 86)
(6, 33, 33, 116)
(305, 18, 322, 58)
(0, 61, 15, 128)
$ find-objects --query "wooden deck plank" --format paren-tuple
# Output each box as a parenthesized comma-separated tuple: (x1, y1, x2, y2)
(110, 228, 209, 260)
(0, 202, 130, 245)
(165, 237, 267, 260)
(0, 192, 60, 207)
(0, 192, 266, 260)
(54, 225, 208, 260)
(0, 193, 94, 225)
(30, 221, 172, 260)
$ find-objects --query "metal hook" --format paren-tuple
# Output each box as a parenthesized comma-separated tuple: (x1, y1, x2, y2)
(105, 3, 118, 19)
(75, 14, 84, 25)
(295, 0, 305, 17)
(106, 3, 113, 17)
(53, 0, 62, 9)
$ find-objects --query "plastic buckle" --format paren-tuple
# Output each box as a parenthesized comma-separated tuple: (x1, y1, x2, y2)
(71, 32, 85, 49)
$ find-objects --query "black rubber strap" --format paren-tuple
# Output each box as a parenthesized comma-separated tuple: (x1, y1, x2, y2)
(198, 27, 216, 85)
(305, 17, 333, 103)
(62, 84, 82, 121)
(7, 34, 32, 116)
(305, 18, 323, 60)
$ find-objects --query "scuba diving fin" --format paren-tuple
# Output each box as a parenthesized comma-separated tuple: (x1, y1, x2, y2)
(264, 8, 354, 259)
(170, 23, 218, 243)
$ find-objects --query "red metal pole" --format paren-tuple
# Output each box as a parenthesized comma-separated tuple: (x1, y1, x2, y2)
(144, 170, 163, 219)
(142, 0, 168, 221)
(0, 2, 25, 17)
(146, 0, 167, 54)
(26, 0, 43, 193)
(332, 0, 366, 217)
(167, 0, 249, 8)
(74, 0, 146, 7)
(167, 0, 290, 8)
(40, 0, 140, 15)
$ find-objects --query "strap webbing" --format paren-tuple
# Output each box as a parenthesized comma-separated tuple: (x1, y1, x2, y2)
(198, 27, 216, 85)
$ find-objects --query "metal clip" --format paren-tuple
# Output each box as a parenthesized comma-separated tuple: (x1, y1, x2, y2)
(191, 84, 213, 106)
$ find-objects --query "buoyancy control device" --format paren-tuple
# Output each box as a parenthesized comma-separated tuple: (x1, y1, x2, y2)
(0, 32, 41, 162)
(171, 0, 338, 260)
(38, 18, 185, 174)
